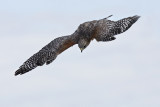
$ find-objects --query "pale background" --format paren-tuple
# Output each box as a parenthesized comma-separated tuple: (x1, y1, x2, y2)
(0, 0, 160, 107)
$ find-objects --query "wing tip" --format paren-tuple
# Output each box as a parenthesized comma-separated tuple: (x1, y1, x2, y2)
(133, 15, 141, 21)
(15, 68, 24, 76)
(15, 69, 21, 76)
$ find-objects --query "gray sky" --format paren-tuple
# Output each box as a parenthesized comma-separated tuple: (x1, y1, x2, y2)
(0, 0, 160, 107)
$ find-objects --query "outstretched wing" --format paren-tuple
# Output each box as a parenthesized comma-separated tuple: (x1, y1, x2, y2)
(15, 15, 140, 76)
(15, 35, 76, 76)
(94, 15, 140, 41)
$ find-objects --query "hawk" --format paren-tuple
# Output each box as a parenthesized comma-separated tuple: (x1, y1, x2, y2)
(15, 15, 140, 76)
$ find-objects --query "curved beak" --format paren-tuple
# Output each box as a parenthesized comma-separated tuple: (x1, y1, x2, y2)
(80, 48, 83, 53)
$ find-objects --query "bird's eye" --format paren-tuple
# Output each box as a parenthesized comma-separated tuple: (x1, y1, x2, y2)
(84, 46, 86, 48)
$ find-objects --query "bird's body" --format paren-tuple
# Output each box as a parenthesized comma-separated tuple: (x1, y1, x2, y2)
(15, 15, 140, 76)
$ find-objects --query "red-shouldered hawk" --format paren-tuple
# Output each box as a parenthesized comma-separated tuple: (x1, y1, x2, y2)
(15, 15, 140, 76)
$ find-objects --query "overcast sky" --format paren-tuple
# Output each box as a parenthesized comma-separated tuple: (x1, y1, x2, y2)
(0, 0, 160, 107)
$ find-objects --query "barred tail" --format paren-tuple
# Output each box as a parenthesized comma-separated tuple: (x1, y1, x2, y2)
(111, 15, 140, 35)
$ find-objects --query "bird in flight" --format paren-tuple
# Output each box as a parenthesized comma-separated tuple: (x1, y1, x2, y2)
(15, 15, 140, 76)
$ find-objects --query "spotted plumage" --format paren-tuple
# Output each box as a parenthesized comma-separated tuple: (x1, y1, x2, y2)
(15, 15, 140, 76)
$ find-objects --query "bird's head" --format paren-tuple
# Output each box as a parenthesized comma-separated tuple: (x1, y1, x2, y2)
(78, 38, 90, 53)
